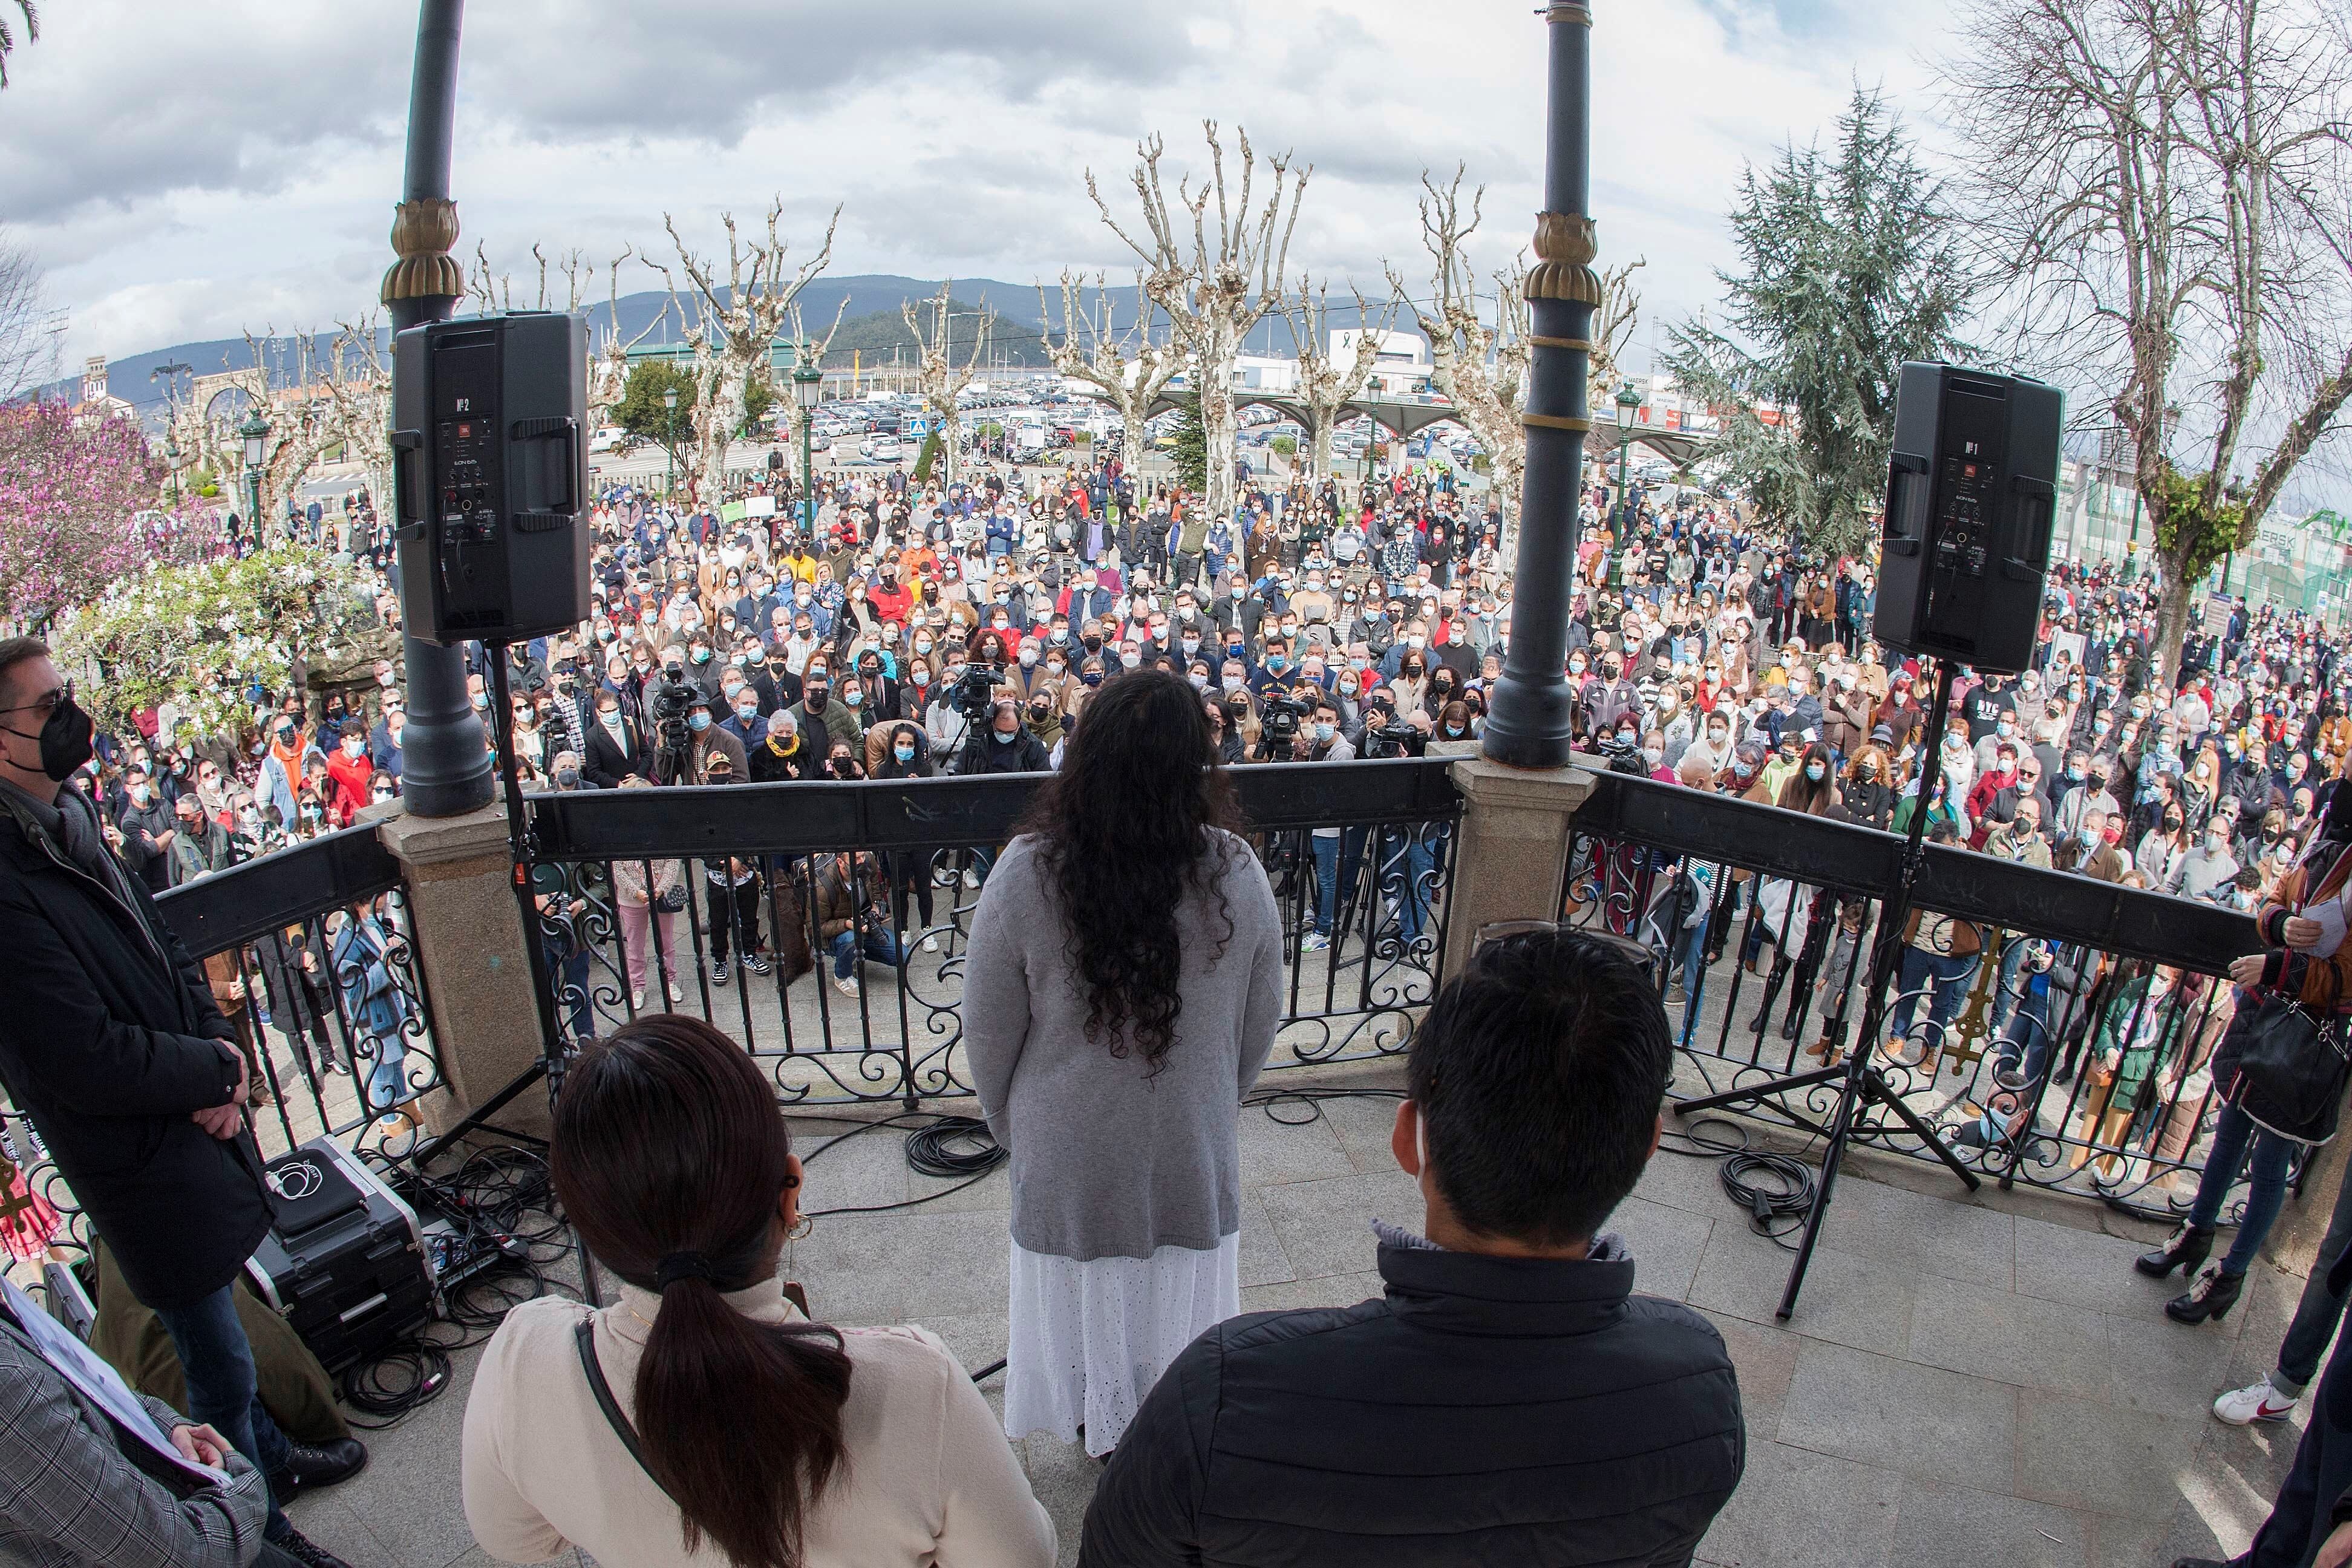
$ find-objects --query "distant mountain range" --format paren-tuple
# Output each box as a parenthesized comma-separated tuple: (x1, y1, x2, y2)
(45, 273, 1407, 419)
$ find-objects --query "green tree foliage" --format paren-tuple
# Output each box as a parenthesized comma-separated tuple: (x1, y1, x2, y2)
(1663, 88, 1969, 557)
(53, 544, 379, 739)
(2149, 462, 2247, 594)
(1173, 388, 1207, 495)
(612, 361, 697, 450)
(740, 376, 775, 440)
(911, 428, 943, 483)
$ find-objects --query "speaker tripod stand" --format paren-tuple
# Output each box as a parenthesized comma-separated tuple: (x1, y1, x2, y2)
(1677, 656, 1981, 1321)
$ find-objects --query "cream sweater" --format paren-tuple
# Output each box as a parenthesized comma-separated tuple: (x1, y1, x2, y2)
(462, 1274, 1054, 1567)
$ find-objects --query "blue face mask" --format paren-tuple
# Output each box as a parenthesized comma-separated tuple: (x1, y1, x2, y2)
(995, 729, 1018, 745)
(688, 713, 711, 732)
(894, 745, 915, 762)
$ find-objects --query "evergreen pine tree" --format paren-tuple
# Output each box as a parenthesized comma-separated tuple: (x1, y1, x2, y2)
(1663, 88, 1968, 557)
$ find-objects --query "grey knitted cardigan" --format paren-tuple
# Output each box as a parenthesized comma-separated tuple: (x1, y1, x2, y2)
(963, 829, 1282, 1262)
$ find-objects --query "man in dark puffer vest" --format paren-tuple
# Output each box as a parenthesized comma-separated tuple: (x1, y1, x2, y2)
(1080, 926, 1744, 1567)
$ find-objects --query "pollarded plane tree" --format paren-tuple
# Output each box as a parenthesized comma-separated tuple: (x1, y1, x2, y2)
(662, 198, 843, 499)
(462, 243, 668, 433)
(1038, 269, 1184, 479)
(1387, 166, 1532, 542)
(901, 280, 988, 485)
(1587, 257, 1645, 415)
(223, 321, 388, 535)
(1945, 0, 2352, 676)
(1287, 273, 1400, 479)
(1089, 122, 1310, 526)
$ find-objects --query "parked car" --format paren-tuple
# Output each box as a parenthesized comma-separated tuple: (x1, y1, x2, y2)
(860, 434, 904, 463)
(587, 426, 632, 454)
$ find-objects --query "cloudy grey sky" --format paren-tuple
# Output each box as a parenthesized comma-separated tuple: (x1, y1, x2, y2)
(3, 0, 1945, 372)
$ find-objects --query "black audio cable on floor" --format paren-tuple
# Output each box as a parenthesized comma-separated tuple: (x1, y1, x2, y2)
(1716, 1149, 1818, 1248)
(339, 1146, 573, 1426)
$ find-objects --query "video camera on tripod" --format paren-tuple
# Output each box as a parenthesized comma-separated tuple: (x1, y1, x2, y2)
(647, 662, 697, 783)
(1259, 692, 1311, 754)
(950, 662, 999, 723)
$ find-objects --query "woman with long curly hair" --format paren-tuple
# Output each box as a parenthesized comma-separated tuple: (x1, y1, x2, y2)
(963, 668, 1282, 1459)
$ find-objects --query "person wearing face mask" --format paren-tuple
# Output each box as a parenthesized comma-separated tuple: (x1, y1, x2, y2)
(1022, 694, 1064, 754)
(322, 721, 376, 828)
(583, 694, 652, 790)
(255, 711, 321, 835)
(679, 693, 748, 786)
(111, 763, 183, 894)
(2136, 803, 2191, 886)
(790, 665, 841, 763)
(871, 724, 943, 951)
(0, 639, 367, 1567)
(1841, 745, 1897, 830)
(367, 693, 407, 786)
(2168, 812, 2243, 901)
(2054, 751, 2123, 842)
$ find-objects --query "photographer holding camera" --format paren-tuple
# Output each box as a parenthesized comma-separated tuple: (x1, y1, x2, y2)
(955, 693, 1050, 889)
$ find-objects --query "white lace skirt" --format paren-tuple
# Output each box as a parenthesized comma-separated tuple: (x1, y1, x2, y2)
(1002, 1232, 1240, 1457)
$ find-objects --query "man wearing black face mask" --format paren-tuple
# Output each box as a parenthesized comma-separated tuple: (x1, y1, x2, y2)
(0, 639, 364, 1566)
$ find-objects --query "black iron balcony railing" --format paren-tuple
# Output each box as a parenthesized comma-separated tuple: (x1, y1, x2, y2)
(0, 824, 447, 1268)
(520, 759, 1464, 1107)
(1563, 768, 2272, 1221)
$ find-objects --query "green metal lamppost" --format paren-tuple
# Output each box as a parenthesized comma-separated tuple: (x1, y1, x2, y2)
(238, 409, 270, 541)
(164, 430, 183, 506)
(662, 387, 679, 499)
(793, 359, 823, 529)
(1612, 380, 1639, 541)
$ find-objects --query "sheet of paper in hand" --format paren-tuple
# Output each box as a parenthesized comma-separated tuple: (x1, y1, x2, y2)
(0, 1276, 228, 1489)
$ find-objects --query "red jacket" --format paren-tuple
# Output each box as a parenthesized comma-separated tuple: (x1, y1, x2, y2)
(323, 750, 374, 826)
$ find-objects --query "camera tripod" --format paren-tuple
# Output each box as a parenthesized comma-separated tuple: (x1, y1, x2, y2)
(1677, 656, 1979, 1321)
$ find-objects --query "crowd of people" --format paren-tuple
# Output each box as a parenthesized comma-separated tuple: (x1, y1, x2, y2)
(31, 432, 2352, 1154)
(14, 420, 2352, 1566)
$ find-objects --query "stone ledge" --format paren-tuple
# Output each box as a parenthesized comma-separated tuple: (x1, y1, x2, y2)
(1446, 752, 1598, 813)
(375, 801, 517, 869)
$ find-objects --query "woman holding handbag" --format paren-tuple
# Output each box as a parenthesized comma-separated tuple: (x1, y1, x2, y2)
(2137, 778, 2352, 1324)
(609, 778, 686, 1013)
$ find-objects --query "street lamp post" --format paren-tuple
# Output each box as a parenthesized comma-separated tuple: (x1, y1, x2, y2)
(1481, 0, 1601, 768)
(663, 387, 679, 500)
(792, 361, 822, 529)
(238, 410, 270, 543)
(1612, 380, 1639, 541)
(163, 431, 183, 506)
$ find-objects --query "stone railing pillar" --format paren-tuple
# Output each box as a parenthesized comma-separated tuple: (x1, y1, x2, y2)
(1437, 743, 1598, 983)
(373, 802, 552, 1142)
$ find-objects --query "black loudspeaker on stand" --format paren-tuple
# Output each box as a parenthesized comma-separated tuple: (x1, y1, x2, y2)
(1678, 363, 2061, 1321)
(391, 310, 603, 1305)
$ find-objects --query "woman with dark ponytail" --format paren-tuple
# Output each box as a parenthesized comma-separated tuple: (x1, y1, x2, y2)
(461, 1015, 1053, 1567)
(965, 668, 1283, 1459)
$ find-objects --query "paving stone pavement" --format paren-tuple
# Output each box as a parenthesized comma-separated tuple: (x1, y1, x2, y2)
(284, 1064, 2337, 1568)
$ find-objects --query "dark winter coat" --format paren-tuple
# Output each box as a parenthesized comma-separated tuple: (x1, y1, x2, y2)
(1078, 1237, 1745, 1568)
(0, 788, 268, 1309)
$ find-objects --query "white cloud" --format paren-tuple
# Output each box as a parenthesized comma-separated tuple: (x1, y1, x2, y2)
(8, 0, 1949, 373)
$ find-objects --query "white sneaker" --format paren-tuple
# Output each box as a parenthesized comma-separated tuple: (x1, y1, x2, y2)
(1300, 930, 1330, 952)
(2214, 1374, 2298, 1426)
(835, 975, 861, 998)
(962, 867, 981, 889)
(667, 980, 684, 1003)
(631, 988, 646, 1011)
(923, 933, 940, 953)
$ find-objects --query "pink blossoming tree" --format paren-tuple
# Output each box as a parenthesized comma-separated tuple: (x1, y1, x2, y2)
(0, 398, 220, 629)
